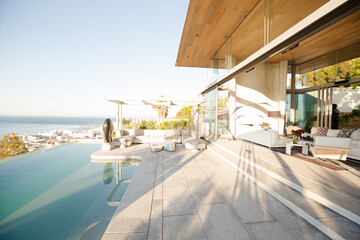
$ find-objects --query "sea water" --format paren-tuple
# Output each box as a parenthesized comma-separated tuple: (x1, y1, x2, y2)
(0, 116, 114, 137)
(0, 143, 140, 239)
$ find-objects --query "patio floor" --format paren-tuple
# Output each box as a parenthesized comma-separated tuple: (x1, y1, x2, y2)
(94, 139, 360, 240)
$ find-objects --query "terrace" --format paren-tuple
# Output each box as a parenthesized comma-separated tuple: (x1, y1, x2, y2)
(91, 138, 360, 239)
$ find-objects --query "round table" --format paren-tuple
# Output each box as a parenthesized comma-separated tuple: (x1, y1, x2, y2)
(164, 140, 176, 152)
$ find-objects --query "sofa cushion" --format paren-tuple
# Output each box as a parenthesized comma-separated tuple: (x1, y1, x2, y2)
(311, 127, 318, 135)
(166, 136, 182, 144)
(316, 127, 328, 136)
(337, 128, 354, 138)
(327, 129, 340, 137)
(350, 129, 360, 140)
(314, 136, 351, 148)
(165, 129, 180, 137)
(134, 129, 144, 136)
(351, 140, 360, 148)
(149, 130, 165, 137)
(181, 129, 191, 136)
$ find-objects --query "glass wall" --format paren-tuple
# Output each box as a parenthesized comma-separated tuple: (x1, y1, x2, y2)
(285, 94, 291, 128)
(294, 91, 319, 132)
(204, 88, 217, 136)
(217, 90, 229, 135)
(296, 57, 360, 89)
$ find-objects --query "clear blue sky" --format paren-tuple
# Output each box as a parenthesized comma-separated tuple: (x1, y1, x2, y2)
(0, 0, 208, 118)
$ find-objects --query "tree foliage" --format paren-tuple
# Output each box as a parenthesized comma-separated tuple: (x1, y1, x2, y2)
(296, 57, 360, 87)
(175, 106, 193, 122)
(218, 96, 229, 110)
(0, 133, 28, 159)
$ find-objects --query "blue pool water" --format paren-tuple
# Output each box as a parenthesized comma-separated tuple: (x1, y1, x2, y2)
(0, 143, 140, 240)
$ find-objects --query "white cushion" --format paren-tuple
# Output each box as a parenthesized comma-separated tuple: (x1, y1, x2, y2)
(134, 129, 144, 136)
(311, 127, 318, 135)
(351, 140, 360, 148)
(350, 129, 360, 140)
(314, 136, 351, 148)
(181, 129, 191, 136)
(165, 129, 180, 137)
(327, 129, 340, 137)
(149, 130, 165, 137)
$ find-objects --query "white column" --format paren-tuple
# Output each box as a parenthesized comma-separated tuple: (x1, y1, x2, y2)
(120, 104, 123, 136)
(115, 103, 121, 137)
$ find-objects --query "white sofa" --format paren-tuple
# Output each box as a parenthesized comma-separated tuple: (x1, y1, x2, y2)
(237, 126, 291, 148)
(311, 136, 352, 161)
(122, 129, 206, 151)
(122, 129, 188, 144)
(307, 128, 360, 161)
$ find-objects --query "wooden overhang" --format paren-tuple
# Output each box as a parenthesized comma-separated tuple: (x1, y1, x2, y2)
(199, 0, 360, 94)
(176, 0, 259, 68)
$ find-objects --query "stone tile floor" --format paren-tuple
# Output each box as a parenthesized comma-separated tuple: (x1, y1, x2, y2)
(97, 143, 336, 240)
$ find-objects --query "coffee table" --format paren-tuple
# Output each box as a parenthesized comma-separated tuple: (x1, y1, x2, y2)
(164, 140, 176, 152)
(150, 142, 164, 152)
(286, 142, 308, 156)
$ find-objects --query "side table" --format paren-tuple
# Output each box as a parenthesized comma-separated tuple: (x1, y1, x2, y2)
(286, 142, 308, 156)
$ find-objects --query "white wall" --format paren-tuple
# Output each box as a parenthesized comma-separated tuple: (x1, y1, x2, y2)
(229, 60, 288, 135)
(333, 87, 360, 113)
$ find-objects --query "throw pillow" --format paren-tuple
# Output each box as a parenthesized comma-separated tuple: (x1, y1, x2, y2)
(327, 129, 340, 137)
(337, 128, 354, 138)
(310, 127, 317, 135)
(316, 127, 328, 136)
(350, 129, 360, 140)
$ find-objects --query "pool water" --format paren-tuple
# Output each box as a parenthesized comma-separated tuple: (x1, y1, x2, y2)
(0, 143, 140, 240)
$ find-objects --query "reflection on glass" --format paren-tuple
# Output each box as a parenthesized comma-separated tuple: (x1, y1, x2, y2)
(285, 94, 291, 128)
(295, 57, 360, 89)
(286, 73, 292, 89)
(205, 88, 217, 136)
(295, 91, 318, 132)
(218, 91, 229, 135)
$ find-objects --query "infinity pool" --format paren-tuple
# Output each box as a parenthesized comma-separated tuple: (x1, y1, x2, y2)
(0, 143, 140, 240)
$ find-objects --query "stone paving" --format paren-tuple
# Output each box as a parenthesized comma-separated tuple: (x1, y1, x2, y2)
(100, 143, 331, 240)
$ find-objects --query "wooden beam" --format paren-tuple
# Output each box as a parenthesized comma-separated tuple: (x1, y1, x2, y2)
(329, 87, 333, 129)
(325, 87, 329, 128)
(317, 89, 320, 127)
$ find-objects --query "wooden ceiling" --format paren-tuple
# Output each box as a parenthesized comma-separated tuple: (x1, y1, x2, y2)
(176, 0, 259, 68)
(266, 9, 360, 65)
(177, 0, 360, 69)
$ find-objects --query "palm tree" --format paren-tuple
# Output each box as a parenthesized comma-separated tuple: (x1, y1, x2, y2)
(151, 95, 169, 119)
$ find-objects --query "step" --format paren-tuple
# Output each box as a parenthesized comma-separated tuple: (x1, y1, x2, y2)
(206, 141, 360, 240)
(207, 140, 360, 221)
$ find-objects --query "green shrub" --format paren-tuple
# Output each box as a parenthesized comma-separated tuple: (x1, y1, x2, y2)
(158, 121, 171, 130)
(122, 119, 131, 128)
(139, 120, 148, 129)
(125, 119, 191, 130)
(146, 120, 157, 130)
(129, 122, 139, 129)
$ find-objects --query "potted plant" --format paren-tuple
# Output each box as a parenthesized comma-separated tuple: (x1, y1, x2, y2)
(291, 129, 304, 144)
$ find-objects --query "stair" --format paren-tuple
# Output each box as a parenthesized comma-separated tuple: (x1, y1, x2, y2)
(206, 140, 360, 240)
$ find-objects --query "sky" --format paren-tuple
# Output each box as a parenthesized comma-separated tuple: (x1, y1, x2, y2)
(0, 0, 208, 118)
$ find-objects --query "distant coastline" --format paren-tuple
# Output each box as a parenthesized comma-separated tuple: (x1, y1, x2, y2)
(0, 116, 113, 137)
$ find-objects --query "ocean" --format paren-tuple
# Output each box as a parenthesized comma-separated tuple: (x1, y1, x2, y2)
(0, 116, 114, 137)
